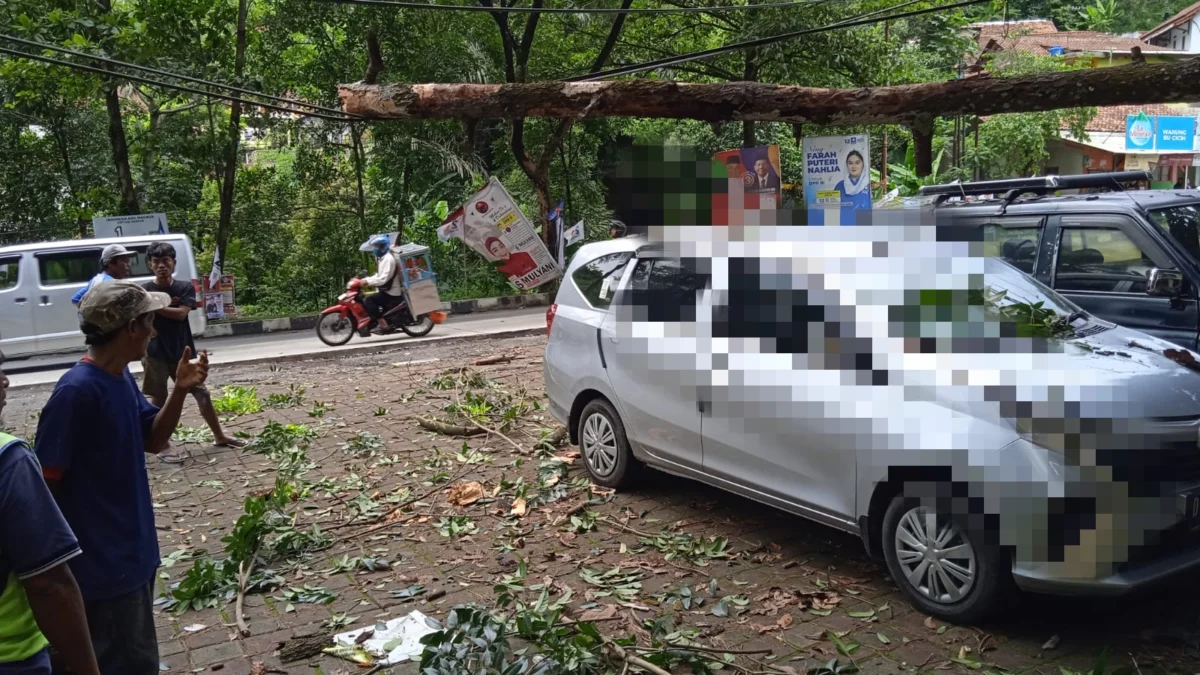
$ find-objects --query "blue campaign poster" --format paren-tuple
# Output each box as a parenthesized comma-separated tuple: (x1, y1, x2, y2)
(802, 135, 871, 225)
(1157, 116, 1196, 152)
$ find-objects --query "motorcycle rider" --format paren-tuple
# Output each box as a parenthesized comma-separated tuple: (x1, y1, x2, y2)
(361, 235, 405, 334)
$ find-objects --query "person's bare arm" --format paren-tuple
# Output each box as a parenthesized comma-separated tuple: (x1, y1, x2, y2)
(23, 564, 101, 675)
(155, 306, 191, 322)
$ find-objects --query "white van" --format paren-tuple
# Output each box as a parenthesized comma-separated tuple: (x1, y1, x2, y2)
(0, 234, 206, 358)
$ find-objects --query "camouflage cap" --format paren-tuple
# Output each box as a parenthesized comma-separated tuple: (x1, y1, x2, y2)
(79, 279, 170, 336)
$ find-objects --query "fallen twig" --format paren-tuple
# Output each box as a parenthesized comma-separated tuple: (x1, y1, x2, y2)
(235, 551, 258, 638)
(599, 516, 659, 539)
(416, 416, 486, 437)
(473, 354, 514, 366)
(328, 463, 477, 536)
(602, 636, 673, 675)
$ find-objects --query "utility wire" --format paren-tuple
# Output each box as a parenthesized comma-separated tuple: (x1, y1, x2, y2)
(0, 34, 357, 119)
(0, 45, 358, 122)
(311, 0, 836, 14)
(566, 0, 988, 81)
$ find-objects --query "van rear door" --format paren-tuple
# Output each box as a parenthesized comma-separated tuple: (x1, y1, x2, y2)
(34, 246, 101, 354)
(0, 252, 37, 357)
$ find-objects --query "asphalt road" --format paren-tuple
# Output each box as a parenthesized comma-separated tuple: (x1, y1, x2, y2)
(5, 306, 548, 389)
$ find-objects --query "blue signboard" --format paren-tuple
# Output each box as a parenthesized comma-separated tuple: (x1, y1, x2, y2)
(1157, 116, 1196, 152)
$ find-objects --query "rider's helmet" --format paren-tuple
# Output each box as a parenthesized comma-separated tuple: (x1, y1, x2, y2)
(368, 234, 391, 258)
(609, 220, 628, 239)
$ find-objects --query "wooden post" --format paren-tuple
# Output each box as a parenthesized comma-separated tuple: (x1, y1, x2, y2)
(911, 117, 935, 178)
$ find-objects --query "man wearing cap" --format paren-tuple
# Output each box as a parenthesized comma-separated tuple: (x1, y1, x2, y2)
(35, 280, 208, 674)
(70, 244, 137, 306)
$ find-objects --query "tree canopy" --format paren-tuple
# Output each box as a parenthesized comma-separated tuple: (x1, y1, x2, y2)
(0, 0, 1127, 315)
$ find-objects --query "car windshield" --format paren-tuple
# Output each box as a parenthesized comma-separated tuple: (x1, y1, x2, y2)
(984, 257, 1082, 318)
(1147, 203, 1200, 263)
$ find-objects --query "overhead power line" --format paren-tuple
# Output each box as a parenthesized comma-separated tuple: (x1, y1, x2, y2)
(311, 0, 836, 14)
(0, 34, 357, 119)
(565, 0, 988, 81)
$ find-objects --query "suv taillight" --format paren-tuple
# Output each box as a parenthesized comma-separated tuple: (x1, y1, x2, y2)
(546, 303, 558, 336)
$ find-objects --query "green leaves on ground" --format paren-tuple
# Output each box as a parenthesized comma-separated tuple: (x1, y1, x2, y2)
(579, 567, 642, 603)
(213, 386, 262, 416)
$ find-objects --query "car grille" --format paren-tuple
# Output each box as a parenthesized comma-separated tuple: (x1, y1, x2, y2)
(1098, 441, 1200, 495)
(1118, 520, 1200, 573)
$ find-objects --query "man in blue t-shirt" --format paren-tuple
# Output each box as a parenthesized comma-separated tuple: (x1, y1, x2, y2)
(0, 348, 100, 675)
(70, 244, 136, 306)
(36, 280, 209, 675)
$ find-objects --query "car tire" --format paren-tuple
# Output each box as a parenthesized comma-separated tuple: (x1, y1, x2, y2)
(881, 492, 1010, 623)
(577, 398, 641, 489)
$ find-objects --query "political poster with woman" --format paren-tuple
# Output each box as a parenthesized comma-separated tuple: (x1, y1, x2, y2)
(802, 135, 872, 226)
(438, 177, 561, 290)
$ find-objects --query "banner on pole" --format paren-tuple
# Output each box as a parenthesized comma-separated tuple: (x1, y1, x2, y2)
(202, 275, 236, 320)
(442, 177, 561, 290)
(802, 135, 872, 226)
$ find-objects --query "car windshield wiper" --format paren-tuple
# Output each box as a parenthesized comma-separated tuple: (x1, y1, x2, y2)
(1067, 310, 1088, 324)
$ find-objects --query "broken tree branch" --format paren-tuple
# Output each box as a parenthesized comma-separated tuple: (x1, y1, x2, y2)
(339, 58, 1200, 126)
(235, 552, 258, 637)
(416, 416, 487, 437)
(602, 636, 673, 675)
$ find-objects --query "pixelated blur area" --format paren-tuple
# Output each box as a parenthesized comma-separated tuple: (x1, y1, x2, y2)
(603, 148, 1200, 582)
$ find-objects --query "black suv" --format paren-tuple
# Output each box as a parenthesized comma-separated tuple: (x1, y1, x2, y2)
(922, 172, 1200, 349)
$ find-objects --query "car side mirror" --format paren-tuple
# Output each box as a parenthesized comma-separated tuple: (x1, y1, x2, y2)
(1147, 268, 1184, 297)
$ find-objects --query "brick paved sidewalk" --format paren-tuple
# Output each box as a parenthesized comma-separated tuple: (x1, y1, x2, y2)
(5, 334, 1199, 675)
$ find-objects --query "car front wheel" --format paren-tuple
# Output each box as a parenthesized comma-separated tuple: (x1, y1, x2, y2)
(881, 493, 1009, 623)
(577, 398, 641, 489)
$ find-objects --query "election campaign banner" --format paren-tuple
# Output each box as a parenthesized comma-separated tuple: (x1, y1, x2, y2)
(802, 135, 872, 226)
(441, 177, 561, 291)
(202, 275, 236, 320)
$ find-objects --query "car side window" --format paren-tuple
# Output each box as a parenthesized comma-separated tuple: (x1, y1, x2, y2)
(572, 252, 632, 310)
(0, 256, 19, 291)
(628, 258, 706, 322)
(1054, 228, 1155, 294)
(37, 250, 101, 286)
(981, 222, 1041, 275)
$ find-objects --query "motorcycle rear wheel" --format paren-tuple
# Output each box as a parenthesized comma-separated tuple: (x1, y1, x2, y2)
(316, 313, 355, 346)
(401, 314, 435, 337)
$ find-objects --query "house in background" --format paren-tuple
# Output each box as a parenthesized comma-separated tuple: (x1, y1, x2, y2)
(966, 18, 1200, 185)
(1142, 1, 1200, 52)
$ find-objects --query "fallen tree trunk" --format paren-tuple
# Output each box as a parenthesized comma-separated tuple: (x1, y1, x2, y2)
(339, 57, 1200, 127)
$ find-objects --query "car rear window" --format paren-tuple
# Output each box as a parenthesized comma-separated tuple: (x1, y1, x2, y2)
(572, 252, 632, 309)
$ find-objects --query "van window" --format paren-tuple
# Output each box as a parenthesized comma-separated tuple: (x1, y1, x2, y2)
(628, 258, 707, 322)
(0, 256, 18, 291)
(37, 250, 101, 285)
(572, 252, 632, 309)
(123, 245, 154, 278)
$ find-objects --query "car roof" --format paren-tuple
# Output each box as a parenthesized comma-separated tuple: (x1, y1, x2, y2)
(568, 235, 645, 266)
(0, 233, 191, 255)
(935, 189, 1200, 218)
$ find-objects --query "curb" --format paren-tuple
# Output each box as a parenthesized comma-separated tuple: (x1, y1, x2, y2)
(202, 292, 553, 339)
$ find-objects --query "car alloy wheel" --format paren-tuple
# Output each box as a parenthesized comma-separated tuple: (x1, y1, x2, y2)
(581, 412, 618, 477)
(893, 505, 977, 604)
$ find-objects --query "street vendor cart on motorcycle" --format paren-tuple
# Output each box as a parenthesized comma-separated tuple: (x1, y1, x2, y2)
(315, 242, 447, 346)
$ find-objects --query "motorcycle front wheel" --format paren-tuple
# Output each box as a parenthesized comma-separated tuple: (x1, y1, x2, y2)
(401, 314, 435, 337)
(316, 313, 355, 346)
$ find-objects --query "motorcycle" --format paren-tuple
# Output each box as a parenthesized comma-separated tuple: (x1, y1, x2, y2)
(316, 243, 446, 346)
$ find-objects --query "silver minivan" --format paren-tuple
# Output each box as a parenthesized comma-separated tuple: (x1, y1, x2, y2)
(545, 226, 1200, 621)
(0, 234, 205, 357)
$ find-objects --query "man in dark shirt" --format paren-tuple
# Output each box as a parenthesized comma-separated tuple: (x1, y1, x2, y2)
(0, 348, 100, 675)
(36, 280, 209, 674)
(142, 242, 242, 449)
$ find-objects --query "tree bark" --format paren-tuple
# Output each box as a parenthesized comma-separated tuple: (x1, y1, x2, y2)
(911, 117, 934, 178)
(339, 57, 1200, 126)
(94, 0, 139, 215)
(104, 86, 139, 214)
(215, 0, 250, 277)
(350, 123, 368, 239)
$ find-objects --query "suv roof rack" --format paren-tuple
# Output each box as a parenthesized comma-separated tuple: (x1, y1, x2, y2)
(919, 171, 1152, 198)
(918, 171, 1153, 214)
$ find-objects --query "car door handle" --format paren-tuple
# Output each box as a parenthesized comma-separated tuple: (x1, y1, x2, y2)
(14, 297, 27, 304)
(39, 295, 51, 306)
